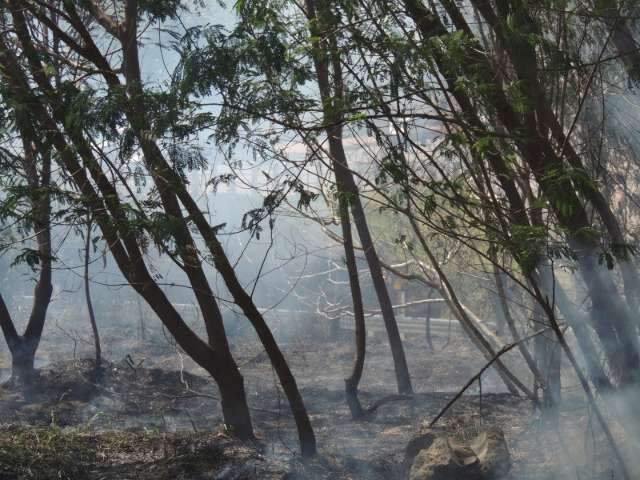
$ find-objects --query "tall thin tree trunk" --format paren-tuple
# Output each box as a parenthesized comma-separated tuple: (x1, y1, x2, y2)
(338, 191, 367, 419)
(83, 216, 101, 372)
(532, 303, 561, 414)
(332, 150, 413, 395)
(425, 289, 434, 351)
(490, 270, 507, 337)
(305, 0, 413, 394)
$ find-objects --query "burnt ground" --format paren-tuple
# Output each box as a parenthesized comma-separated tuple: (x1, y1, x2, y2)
(0, 325, 631, 479)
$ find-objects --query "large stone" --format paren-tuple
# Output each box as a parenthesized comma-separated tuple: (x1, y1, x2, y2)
(408, 428, 511, 480)
(403, 429, 436, 476)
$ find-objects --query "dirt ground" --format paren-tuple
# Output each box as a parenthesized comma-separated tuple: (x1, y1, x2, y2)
(0, 322, 630, 479)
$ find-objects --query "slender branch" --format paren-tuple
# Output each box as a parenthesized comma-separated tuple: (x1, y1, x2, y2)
(429, 328, 550, 428)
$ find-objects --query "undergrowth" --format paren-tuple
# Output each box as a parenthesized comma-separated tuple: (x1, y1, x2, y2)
(0, 425, 94, 479)
(0, 426, 231, 480)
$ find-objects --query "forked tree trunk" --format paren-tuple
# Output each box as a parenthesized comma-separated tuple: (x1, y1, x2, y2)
(9, 339, 36, 385)
(0, 127, 52, 388)
(130, 119, 316, 454)
(0, 259, 52, 388)
(137, 285, 255, 440)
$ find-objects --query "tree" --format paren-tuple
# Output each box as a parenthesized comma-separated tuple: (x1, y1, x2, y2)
(303, 0, 413, 395)
(0, 109, 53, 386)
(81, 215, 101, 374)
(0, 0, 316, 456)
(307, 0, 640, 395)
(182, 0, 414, 396)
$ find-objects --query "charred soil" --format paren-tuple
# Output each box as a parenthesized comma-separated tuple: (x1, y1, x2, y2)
(0, 332, 625, 479)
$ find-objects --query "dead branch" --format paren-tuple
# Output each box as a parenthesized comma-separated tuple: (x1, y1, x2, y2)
(429, 328, 550, 429)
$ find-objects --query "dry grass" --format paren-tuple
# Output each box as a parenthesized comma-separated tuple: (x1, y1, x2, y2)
(0, 425, 94, 479)
(0, 426, 270, 480)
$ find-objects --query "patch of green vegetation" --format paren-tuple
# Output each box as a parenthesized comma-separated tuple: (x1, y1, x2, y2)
(0, 426, 95, 480)
(0, 426, 234, 480)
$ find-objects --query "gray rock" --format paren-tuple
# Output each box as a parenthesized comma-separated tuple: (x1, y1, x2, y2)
(408, 428, 511, 480)
(403, 428, 436, 476)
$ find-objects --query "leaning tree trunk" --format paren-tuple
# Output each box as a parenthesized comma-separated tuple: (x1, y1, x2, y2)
(492, 264, 544, 389)
(350, 185, 414, 394)
(407, 216, 534, 398)
(331, 145, 413, 395)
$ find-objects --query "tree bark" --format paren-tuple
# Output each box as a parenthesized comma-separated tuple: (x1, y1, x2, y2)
(338, 160, 414, 395)
(106, 4, 316, 454)
(217, 370, 255, 438)
(10, 343, 36, 385)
